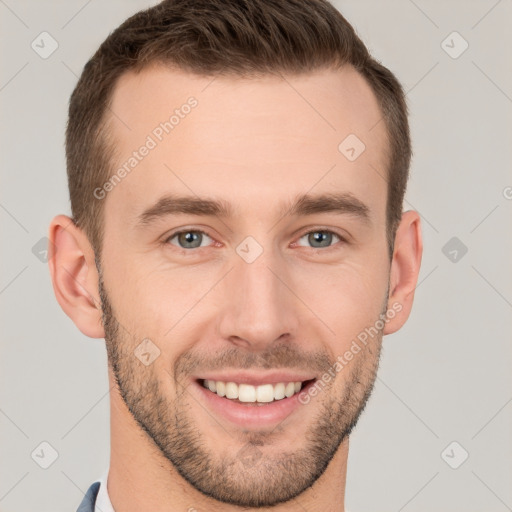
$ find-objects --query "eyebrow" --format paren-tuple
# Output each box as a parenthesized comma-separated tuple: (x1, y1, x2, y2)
(137, 192, 371, 226)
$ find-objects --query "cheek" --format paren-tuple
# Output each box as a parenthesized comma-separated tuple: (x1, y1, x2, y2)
(111, 263, 213, 343)
(100, 256, 165, 337)
(292, 259, 389, 343)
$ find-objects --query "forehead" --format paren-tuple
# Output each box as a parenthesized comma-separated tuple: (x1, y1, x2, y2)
(104, 65, 388, 225)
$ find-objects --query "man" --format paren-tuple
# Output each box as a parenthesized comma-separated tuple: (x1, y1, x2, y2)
(48, 0, 423, 510)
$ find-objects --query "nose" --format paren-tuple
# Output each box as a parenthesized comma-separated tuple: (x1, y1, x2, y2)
(217, 248, 299, 352)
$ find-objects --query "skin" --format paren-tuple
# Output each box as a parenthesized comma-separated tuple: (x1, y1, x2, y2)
(49, 65, 422, 511)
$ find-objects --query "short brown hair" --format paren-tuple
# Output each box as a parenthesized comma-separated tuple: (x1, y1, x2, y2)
(66, 0, 411, 259)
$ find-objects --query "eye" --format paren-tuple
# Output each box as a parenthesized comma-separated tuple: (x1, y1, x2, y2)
(295, 230, 344, 249)
(165, 230, 214, 249)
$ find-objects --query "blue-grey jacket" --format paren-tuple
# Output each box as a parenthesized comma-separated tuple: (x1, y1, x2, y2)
(77, 481, 100, 512)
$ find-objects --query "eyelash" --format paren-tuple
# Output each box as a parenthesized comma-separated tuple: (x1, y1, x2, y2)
(163, 228, 347, 251)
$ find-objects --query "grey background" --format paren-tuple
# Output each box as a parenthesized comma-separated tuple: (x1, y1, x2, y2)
(1, 1, 511, 511)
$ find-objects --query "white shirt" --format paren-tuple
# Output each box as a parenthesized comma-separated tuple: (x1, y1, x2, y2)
(94, 468, 115, 512)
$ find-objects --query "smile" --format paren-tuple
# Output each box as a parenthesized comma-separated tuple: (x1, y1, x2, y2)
(200, 379, 313, 404)
(192, 377, 318, 428)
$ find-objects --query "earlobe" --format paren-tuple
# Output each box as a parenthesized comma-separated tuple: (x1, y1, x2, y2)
(48, 215, 105, 339)
(383, 210, 423, 335)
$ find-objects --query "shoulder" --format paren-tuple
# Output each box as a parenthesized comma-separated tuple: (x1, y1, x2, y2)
(76, 481, 100, 512)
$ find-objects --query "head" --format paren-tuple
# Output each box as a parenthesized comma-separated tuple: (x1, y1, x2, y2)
(50, 0, 422, 508)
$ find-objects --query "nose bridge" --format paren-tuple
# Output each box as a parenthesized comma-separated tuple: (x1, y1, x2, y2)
(217, 241, 297, 349)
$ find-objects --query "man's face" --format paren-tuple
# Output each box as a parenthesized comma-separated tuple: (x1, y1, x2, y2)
(99, 65, 391, 507)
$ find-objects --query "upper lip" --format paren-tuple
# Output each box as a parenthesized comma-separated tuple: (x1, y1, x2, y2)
(195, 371, 316, 386)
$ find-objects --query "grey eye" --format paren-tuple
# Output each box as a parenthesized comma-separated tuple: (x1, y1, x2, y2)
(168, 230, 213, 249)
(297, 230, 341, 248)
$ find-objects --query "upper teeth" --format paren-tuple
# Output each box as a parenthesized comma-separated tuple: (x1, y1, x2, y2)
(202, 379, 304, 403)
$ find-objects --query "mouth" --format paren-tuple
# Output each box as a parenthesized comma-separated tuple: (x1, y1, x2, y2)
(192, 377, 318, 428)
(198, 378, 317, 405)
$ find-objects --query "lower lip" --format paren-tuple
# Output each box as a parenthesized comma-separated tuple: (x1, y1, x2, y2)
(192, 379, 316, 429)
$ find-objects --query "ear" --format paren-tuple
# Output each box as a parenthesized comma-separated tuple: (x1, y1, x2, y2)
(48, 215, 105, 338)
(383, 210, 423, 335)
